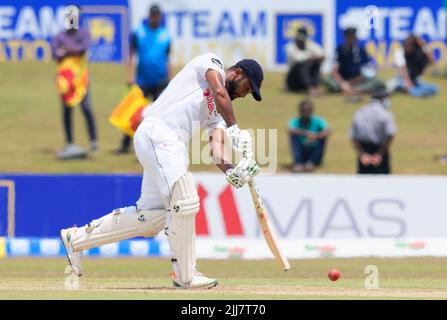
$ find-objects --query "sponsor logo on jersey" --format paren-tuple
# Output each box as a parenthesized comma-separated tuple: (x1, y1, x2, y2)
(211, 57, 223, 69)
(203, 88, 216, 117)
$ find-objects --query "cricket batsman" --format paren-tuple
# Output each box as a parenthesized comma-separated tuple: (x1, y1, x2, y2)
(61, 53, 264, 289)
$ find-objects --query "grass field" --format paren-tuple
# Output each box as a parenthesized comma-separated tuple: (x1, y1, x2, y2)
(1, 257, 447, 299)
(1, 62, 447, 174)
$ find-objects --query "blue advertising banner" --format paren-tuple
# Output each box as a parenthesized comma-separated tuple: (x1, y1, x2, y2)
(0, 174, 142, 237)
(336, 0, 447, 66)
(0, 0, 128, 62)
(275, 12, 324, 64)
(4, 237, 162, 257)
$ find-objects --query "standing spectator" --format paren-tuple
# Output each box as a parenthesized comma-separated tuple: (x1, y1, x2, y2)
(285, 27, 325, 96)
(322, 27, 383, 96)
(288, 99, 331, 172)
(350, 85, 396, 174)
(115, 4, 172, 154)
(52, 6, 97, 160)
(388, 34, 438, 97)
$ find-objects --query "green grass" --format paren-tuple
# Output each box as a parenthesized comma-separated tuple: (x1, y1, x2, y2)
(1, 62, 447, 174)
(0, 257, 446, 299)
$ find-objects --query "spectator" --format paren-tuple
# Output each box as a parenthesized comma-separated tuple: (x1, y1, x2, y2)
(285, 27, 325, 96)
(115, 4, 172, 154)
(288, 99, 331, 172)
(322, 27, 383, 96)
(350, 85, 396, 174)
(52, 6, 97, 160)
(388, 34, 438, 97)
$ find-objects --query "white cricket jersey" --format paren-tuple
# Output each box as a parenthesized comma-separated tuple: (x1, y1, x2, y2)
(142, 53, 227, 143)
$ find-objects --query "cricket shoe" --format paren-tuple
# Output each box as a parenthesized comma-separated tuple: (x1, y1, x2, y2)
(60, 227, 83, 276)
(171, 271, 218, 289)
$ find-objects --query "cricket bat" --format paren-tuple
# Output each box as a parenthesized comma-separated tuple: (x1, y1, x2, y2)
(247, 178, 290, 271)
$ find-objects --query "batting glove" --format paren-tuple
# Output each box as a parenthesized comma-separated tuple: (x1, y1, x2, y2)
(225, 125, 253, 159)
(226, 157, 260, 188)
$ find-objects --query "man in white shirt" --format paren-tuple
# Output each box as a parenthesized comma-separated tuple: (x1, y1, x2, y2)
(60, 53, 264, 289)
(285, 27, 325, 96)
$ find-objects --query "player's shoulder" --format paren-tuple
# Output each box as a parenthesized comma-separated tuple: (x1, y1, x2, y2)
(196, 52, 225, 70)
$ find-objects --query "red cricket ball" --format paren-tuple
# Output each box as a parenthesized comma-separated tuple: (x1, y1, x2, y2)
(328, 269, 340, 281)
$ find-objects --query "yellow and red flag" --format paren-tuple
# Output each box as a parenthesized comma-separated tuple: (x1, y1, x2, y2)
(109, 84, 150, 137)
(56, 55, 89, 107)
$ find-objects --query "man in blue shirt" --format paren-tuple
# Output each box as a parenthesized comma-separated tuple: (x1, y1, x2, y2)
(322, 27, 383, 97)
(288, 99, 331, 172)
(115, 4, 172, 154)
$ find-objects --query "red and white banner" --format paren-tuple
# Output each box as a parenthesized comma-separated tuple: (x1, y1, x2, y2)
(192, 173, 447, 239)
(153, 173, 447, 259)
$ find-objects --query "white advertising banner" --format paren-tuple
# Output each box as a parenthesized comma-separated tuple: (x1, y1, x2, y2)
(187, 173, 447, 258)
(192, 173, 447, 239)
(129, 0, 335, 71)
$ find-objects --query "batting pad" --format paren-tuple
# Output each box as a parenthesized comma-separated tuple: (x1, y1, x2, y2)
(167, 173, 200, 284)
(72, 206, 166, 251)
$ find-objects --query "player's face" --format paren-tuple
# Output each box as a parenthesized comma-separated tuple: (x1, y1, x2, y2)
(227, 71, 252, 100)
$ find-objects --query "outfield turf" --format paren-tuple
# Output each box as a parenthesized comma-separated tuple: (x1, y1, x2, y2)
(1, 62, 447, 174)
(0, 257, 446, 299)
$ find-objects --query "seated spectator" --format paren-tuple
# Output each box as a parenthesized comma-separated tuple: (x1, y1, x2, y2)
(322, 27, 383, 96)
(388, 34, 438, 97)
(350, 85, 396, 174)
(288, 99, 331, 172)
(285, 27, 325, 96)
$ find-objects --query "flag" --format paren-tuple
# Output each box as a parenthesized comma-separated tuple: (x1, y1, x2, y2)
(56, 55, 89, 107)
(109, 84, 150, 137)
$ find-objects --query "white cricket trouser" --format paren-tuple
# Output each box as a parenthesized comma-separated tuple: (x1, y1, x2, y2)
(134, 118, 189, 210)
(135, 118, 199, 284)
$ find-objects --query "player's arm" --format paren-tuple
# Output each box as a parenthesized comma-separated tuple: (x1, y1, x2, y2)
(210, 127, 260, 188)
(205, 69, 236, 127)
(209, 128, 233, 173)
